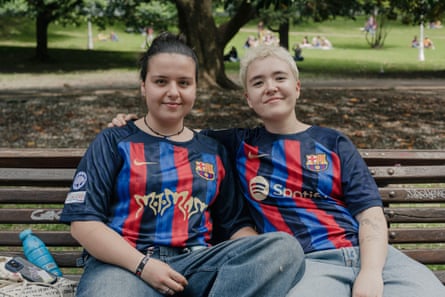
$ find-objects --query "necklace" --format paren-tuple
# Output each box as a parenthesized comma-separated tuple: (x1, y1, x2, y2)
(143, 116, 184, 139)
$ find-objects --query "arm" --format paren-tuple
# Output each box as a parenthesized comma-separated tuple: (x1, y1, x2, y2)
(71, 221, 188, 295)
(352, 206, 388, 297)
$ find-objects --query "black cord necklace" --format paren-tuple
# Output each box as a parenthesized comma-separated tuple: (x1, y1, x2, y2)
(143, 116, 185, 139)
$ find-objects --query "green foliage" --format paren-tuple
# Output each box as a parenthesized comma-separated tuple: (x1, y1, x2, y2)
(133, 1, 177, 31)
(0, 0, 27, 15)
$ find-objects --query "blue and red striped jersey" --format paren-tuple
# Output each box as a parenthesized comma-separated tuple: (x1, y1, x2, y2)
(202, 126, 382, 253)
(60, 122, 251, 251)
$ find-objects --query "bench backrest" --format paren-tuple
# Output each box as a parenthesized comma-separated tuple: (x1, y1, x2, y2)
(360, 149, 445, 284)
(0, 149, 83, 279)
(0, 148, 444, 283)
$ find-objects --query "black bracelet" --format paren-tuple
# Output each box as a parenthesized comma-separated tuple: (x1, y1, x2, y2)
(135, 255, 150, 277)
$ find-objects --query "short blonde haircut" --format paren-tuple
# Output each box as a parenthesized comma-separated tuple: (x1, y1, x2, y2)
(239, 45, 299, 90)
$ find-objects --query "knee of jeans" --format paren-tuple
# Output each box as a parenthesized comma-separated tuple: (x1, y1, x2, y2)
(267, 232, 303, 259)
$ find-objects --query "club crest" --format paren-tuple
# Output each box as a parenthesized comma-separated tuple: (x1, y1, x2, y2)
(195, 161, 215, 180)
(305, 154, 329, 172)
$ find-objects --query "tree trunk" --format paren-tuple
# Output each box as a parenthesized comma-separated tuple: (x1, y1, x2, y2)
(175, 0, 255, 90)
(35, 9, 51, 61)
(278, 21, 290, 50)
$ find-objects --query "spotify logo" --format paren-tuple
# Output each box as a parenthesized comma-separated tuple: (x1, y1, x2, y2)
(249, 176, 269, 201)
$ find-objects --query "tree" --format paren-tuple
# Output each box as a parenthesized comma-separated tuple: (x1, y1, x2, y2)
(0, 0, 116, 60)
(174, 0, 256, 89)
(396, 0, 445, 25)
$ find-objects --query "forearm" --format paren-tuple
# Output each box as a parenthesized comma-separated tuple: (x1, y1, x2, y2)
(357, 206, 388, 274)
(71, 221, 143, 273)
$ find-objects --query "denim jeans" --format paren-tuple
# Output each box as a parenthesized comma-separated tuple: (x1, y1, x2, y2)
(286, 245, 445, 297)
(76, 232, 305, 297)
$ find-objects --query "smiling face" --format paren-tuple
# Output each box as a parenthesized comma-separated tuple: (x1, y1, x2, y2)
(141, 52, 196, 130)
(244, 55, 300, 126)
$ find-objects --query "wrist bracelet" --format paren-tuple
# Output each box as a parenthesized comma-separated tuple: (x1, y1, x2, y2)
(135, 255, 150, 277)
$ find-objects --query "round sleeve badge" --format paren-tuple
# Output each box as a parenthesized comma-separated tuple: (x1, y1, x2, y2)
(72, 171, 88, 190)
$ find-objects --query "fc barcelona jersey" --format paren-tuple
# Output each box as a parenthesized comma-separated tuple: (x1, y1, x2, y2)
(203, 126, 382, 253)
(60, 122, 250, 252)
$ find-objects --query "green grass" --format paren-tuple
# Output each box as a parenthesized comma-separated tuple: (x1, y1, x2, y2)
(0, 15, 444, 79)
(225, 17, 445, 78)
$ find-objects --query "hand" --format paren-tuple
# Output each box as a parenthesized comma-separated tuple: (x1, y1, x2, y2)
(107, 113, 138, 128)
(141, 258, 188, 295)
(352, 269, 383, 297)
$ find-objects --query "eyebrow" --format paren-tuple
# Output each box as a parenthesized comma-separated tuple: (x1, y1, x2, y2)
(248, 70, 289, 83)
(150, 74, 194, 81)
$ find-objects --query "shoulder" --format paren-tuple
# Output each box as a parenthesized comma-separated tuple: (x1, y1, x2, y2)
(89, 121, 140, 150)
(306, 126, 359, 158)
(307, 126, 351, 143)
(201, 126, 265, 140)
(193, 132, 228, 154)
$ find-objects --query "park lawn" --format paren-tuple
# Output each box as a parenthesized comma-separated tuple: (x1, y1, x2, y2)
(0, 15, 444, 78)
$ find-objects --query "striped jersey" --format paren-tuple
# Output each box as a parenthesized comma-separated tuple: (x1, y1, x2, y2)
(60, 122, 250, 251)
(203, 126, 382, 253)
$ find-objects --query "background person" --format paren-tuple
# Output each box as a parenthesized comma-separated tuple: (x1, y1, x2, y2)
(223, 46, 239, 62)
(424, 36, 435, 49)
(292, 43, 304, 61)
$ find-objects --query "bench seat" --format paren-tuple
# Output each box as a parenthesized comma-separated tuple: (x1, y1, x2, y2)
(0, 148, 444, 284)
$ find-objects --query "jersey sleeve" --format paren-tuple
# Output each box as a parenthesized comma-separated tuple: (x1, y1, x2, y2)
(337, 135, 383, 216)
(60, 128, 125, 223)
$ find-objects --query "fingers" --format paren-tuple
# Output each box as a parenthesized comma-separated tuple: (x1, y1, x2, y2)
(125, 113, 138, 121)
(143, 259, 188, 295)
(107, 113, 138, 128)
(107, 113, 129, 128)
(160, 287, 174, 295)
(162, 271, 188, 293)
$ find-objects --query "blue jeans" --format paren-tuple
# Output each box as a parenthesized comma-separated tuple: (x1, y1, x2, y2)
(76, 232, 305, 297)
(286, 245, 445, 297)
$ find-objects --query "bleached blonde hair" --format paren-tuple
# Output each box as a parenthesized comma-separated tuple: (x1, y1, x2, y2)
(239, 45, 299, 90)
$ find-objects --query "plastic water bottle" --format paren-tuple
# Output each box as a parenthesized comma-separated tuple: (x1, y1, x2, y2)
(19, 229, 63, 276)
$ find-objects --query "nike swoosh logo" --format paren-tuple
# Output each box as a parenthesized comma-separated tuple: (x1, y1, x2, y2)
(247, 152, 269, 159)
(133, 160, 158, 166)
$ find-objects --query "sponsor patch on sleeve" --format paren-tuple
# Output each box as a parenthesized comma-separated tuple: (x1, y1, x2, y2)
(65, 191, 86, 204)
(72, 171, 88, 190)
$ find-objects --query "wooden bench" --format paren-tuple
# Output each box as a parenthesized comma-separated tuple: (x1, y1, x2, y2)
(0, 148, 444, 284)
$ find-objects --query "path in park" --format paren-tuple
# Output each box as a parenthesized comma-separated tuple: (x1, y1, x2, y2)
(0, 72, 444, 94)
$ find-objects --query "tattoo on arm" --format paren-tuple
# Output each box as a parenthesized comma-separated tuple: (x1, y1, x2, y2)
(359, 217, 386, 242)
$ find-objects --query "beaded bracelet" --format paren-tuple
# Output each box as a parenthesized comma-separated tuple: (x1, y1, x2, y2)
(135, 255, 150, 277)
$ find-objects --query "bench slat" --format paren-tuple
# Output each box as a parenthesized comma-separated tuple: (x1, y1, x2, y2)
(0, 209, 64, 224)
(380, 187, 445, 203)
(388, 228, 445, 243)
(0, 148, 83, 168)
(370, 165, 445, 184)
(401, 249, 445, 264)
(0, 168, 75, 186)
(360, 149, 445, 166)
(0, 187, 69, 203)
(1, 251, 83, 268)
(384, 207, 445, 223)
(0, 231, 78, 246)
